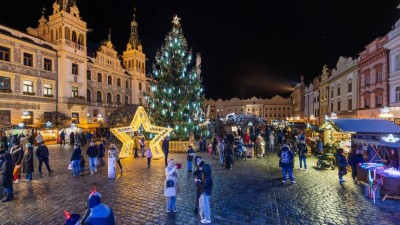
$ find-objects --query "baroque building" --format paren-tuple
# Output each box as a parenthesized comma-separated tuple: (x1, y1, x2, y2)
(318, 65, 331, 122)
(204, 95, 292, 122)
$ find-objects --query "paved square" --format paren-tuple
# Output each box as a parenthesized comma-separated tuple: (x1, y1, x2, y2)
(0, 145, 399, 225)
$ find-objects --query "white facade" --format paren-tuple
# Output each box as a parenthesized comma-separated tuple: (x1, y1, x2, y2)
(304, 83, 314, 120)
(385, 18, 400, 107)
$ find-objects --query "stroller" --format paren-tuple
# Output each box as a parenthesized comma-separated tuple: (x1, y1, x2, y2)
(233, 141, 246, 161)
(316, 153, 335, 170)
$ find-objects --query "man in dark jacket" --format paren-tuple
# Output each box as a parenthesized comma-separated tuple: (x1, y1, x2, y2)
(10, 144, 24, 183)
(337, 148, 348, 183)
(86, 141, 98, 175)
(1, 153, 15, 202)
(278, 144, 295, 184)
(348, 149, 365, 181)
(225, 142, 233, 170)
(198, 163, 212, 224)
(60, 130, 66, 146)
(97, 140, 105, 167)
(297, 140, 308, 171)
(36, 142, 53, 174)
(162, 137, 170, 167)
(71, 144, 82, 177)
(193, 156, 204, 214)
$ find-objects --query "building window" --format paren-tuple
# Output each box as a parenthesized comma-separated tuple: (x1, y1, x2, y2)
(117, 78, 121, 87)
(337, 85, 341, 95)
(117, 94, 121, 104)
(44, 84, 52, 96)
(348, 82, 352, 92)
(125, 80, 129, 89)
(87, 70, 91, 80)
(365, 98, 370, 108)
(0, 110, 11, 125)
(396, 55, 400, 71)
(72, 86, 78, 97)
(87, 89, 91, 101)
(0, 46, 10, 61)
(396, 87, 400, 102)
(331, 102, 333, 112)
(23, 53, 33, 67)
(97, 91, 102, 102)
(377, 96, 383, 107)
(125, 95, 129, 104)
(71, 112, 79, 124)
(0, 76, 11, 91)
(377, 71, 382, 83)
(348, 98, 352, 110)
(44, 58, 52, 71)
(23, 80, 34, 93)
(107, 93, 112, 103)
(72, 63, 79, 75)
(108, 76, 112, 85)
(139, 83, 142, 91)
(365, 75, 370, 86)
(337, 100, 341, 111)
(98, 73, 102, 83)
(331, 89, 334, 98)
(24, 111, 33, 125)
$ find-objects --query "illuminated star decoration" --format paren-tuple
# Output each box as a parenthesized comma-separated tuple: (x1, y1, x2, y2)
(110, 106, 173, 160)
(382, 134, 400, 143)
(46, 121, 52, 127)
(172, 15, 181, 26)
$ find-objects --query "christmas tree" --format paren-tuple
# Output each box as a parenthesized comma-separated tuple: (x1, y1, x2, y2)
(146, 15, 206, 140)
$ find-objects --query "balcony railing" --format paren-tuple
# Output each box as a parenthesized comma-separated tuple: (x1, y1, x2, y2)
(55, 39, 86, 52)
(67, 97, 86, 105)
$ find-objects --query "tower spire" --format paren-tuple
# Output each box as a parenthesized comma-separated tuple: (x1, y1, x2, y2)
(108, 28, 112, 41)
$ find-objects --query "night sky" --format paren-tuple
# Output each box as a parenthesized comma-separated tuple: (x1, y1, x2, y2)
(1, 0, 399, 99)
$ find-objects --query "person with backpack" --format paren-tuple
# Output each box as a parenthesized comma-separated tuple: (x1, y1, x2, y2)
(278, 144, 295, 184)
(297, 140, 308, 171)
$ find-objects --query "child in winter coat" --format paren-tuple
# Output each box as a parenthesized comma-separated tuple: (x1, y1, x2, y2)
(146, 148, 153, 167)
(337, 148, 348, 183)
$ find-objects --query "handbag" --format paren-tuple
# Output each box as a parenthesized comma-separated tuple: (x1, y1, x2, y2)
(68, 161, 72, 170)
(166, 179, 174, 188)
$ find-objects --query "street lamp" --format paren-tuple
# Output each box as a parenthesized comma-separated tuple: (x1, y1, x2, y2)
(21, 111, 31, 125)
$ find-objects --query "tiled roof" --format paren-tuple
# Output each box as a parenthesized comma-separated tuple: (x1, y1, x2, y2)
(331, 118, 400, 133)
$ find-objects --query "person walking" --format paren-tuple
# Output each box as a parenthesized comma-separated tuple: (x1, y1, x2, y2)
(140, 136, 146, 157)
(1, 132, 8, 152)
(35, 132, 43, 146)
(70, 144, 81, 177)
(278, 144, 295, 184)
(22, 143, 34, 181)
(1, 152, 14, 202)
(348, 149, 365, 182)
(211, 137, 218, 156)
(146, 148, 153, 167)
(69, 132, 75, 146)
(297, 140, 308, 171)
(269, 132, 275, 151)
(86, 141, 98, 175)
(10, 144, 23, 183)
(218, 138, 224, 166)
(164, 159, 179, 213)
(225, 142, 233, 170)
(162, 137, 170, 167)
(109, 144, 123, 173)
(97, 140, 105, 167)
(187, 145, 195, 172)
(36, 142, 53, 174)
(198, 163, 213, 224)
(60, 130, 66, 146)
(337, 148, 348, 183)
(193, 156, 204, 214)
(133, 133, 140, 158)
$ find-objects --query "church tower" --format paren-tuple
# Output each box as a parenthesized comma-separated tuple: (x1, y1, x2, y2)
(29, 0, 88, 124)
(122, 7, 146, 105)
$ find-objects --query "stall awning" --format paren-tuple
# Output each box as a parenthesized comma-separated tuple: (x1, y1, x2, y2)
(331, 119, 400, 133)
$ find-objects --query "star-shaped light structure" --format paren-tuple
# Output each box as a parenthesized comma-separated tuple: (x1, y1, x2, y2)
(382, 134, 400, 143)
(172, 15, 181, 26)
(46, 121, 52, 127)
(110, 106, 173, 159)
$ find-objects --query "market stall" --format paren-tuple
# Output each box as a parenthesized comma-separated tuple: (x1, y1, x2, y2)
(319, 119, 352, 155)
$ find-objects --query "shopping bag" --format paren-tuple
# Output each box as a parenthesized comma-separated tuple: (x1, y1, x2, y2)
(68, 161, 72, 170)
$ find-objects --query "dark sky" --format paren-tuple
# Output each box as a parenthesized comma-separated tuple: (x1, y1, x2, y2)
(1, 0, 399, 99)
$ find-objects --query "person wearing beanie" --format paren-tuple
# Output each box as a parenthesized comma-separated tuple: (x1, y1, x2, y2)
(64, 212, 81, 225)
(81, 191, 115, 225)
(278, 143, 295, 184)
(193, 156, 204, 214)
(70, 144, 81, 177)
(22, 143, 34, 181)
(1, 152, 14, 202)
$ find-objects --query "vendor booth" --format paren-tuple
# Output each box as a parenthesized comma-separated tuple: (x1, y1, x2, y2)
(321, 118, 400, 201)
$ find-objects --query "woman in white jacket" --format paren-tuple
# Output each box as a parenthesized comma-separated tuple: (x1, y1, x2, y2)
(164, 159, 179, 213)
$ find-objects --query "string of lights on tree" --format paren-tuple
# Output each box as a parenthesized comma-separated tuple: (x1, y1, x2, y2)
(145, 16, 207, 140)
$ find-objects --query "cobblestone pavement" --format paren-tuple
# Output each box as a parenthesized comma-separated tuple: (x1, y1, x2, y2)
(0, 144, 399, 225)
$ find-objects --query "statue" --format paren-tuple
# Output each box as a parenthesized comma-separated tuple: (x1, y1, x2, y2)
(196, 53, 202, 75)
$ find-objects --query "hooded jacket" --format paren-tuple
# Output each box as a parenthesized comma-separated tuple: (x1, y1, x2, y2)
(70, 147, 82, 161)
(84, 195, 115, 225)
(278, 146, 294, 168)
(10, 145, 24, 165)
(36, 144, 49, 159)
(1, 153, 15, 188)
(201, 164, 213, 195)
(86, 145, 98, 158)
(23, 146, 34, 173)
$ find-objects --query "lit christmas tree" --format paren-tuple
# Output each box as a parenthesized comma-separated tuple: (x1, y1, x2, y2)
(146, 15, 206, 140)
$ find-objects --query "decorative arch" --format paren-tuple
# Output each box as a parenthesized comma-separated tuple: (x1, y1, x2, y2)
(107, 92, 112, 103)
(72, 31, 77, 43)
(78, 33, 84, 46)
(96, 90, 103, 102)
(65, 27, 71, 41)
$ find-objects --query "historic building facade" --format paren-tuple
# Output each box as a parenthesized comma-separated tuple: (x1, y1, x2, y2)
(318, 65, 331, 122)
(357, 36, 389, 119)
(328, 56, 359, 118)
(290, 76, 305, 120)
(0, 24, 58, 126)
(204, 95, 292, 122)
